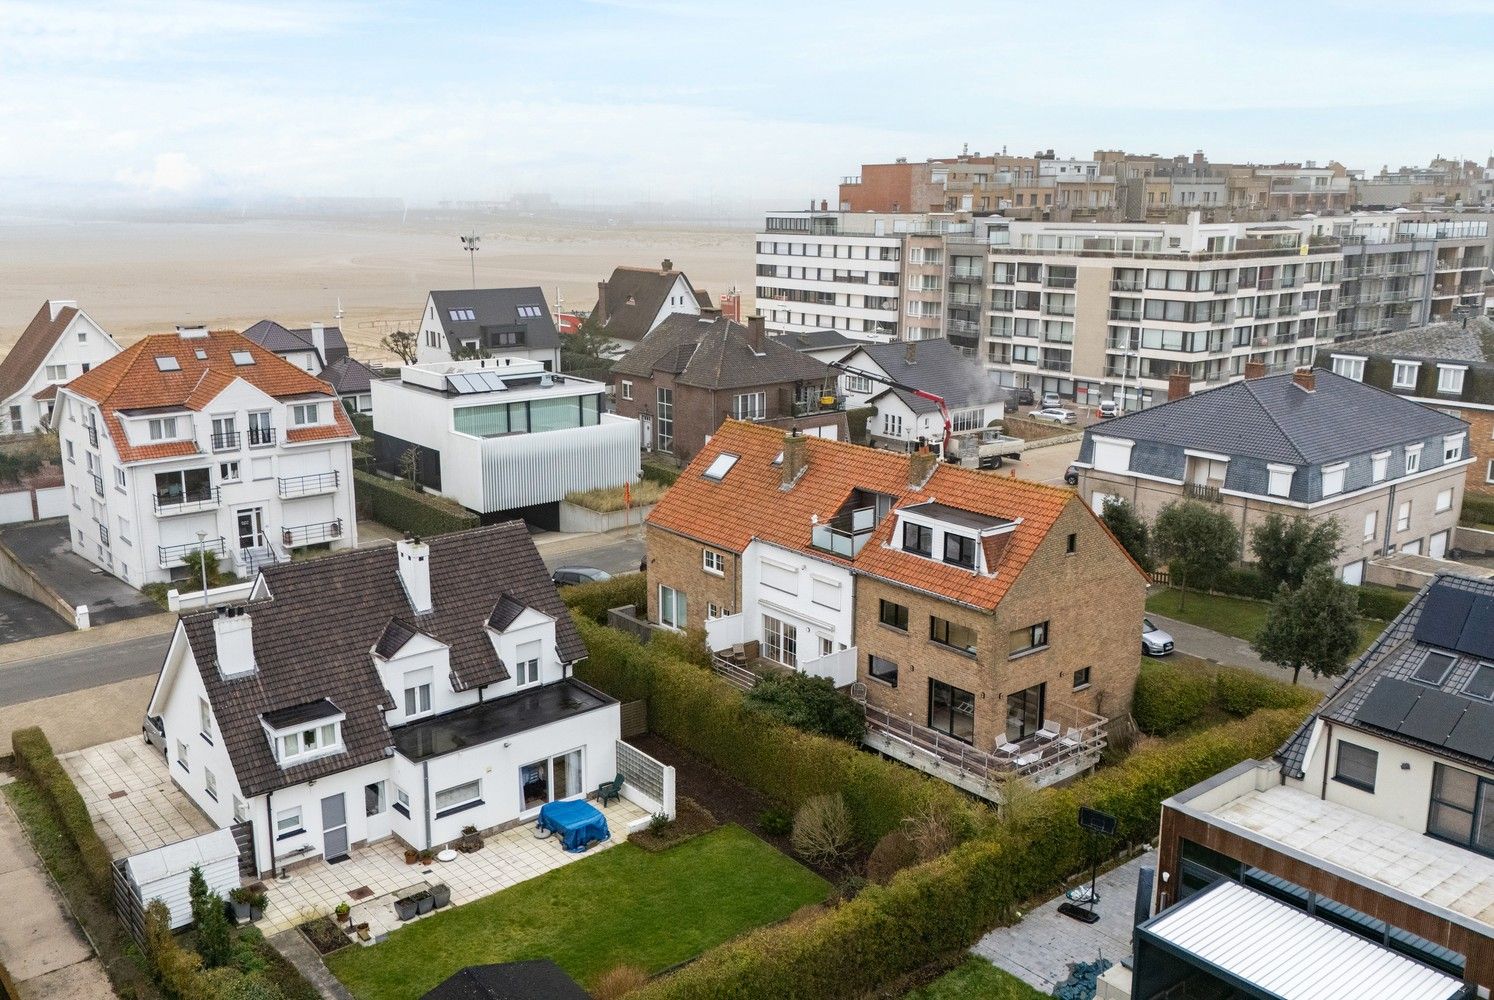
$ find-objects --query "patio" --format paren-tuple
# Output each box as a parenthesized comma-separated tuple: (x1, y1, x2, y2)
(60, 736, 216, 858)
(256, 797, 649, 938)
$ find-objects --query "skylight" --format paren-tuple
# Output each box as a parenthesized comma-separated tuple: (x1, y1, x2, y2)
(231, 351, 256, 366)
(449, 308, 476, 321)
(703, 453, 739, 481)
(154, 356, 181, 372)
(194, 349, 208, 360)
(517, 305, 543, 318)
(1413, 650, 1456, 686)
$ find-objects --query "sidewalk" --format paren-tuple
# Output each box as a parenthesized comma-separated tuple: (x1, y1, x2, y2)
(0, 790, 113, 998)
(1149, 614, 1336, 694)
(0, 611, 175, 667)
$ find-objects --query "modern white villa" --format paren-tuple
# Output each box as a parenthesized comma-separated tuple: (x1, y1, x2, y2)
(370, 358, 639, 527)
(53, 327, 359, 587)
(0, 299, 122, 435)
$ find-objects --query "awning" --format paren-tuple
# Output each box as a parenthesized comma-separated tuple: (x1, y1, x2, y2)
(1138, 881, 1465, 1000)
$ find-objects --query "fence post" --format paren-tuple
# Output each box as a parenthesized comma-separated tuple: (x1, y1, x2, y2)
(660, 764, 677, 820)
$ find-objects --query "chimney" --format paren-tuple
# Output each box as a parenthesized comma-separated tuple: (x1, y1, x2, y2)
(397, 535, 432, 614)
(596, 280, 609, 324)
(1244, 360, 1267, 380)
(781, 430, 808, 487)
(308, 322, 326, 360)
(212, 606, 257, 678)
(48, 299, 77, 321)
(904, 339, 918, 365)
(746, 314, 766, 354)
(1292, 366, 1316, 393)
(1167, 368, 1192, 401)
(820, 199, 828, 211)
(661, 258, 673, 272)
(908, 441, 938, 488)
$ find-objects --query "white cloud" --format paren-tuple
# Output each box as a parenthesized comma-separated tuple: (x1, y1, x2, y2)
(116, 152, 206, 194)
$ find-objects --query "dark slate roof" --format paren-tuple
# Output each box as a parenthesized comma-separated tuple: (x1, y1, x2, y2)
(610, 314, 831, 390)
(1, 301, 79, 403)
(428, 288, 559, 353)
(262, 698, 341, 729)
(856, 337, 1008, 415)
(778, 328, 858, 353)
(373, 618, 422, 659)
(1342, 317, 1494, 367)
(241, 319, 349, 365)
(1090, 368, 1467, 465)
(321, 355, 376, 395)
(1276, 573, 1494, 779)
(593, 265, 695, 344)
(486, 593, 529, 632)
(179, 524, 584, 797)
(423, 960, 591, 1000)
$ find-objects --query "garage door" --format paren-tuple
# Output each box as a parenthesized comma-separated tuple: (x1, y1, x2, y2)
(1341, 560, 1364, 586)
(1429, 530, 1449, 559)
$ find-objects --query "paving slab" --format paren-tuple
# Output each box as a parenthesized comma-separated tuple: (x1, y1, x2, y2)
(62, 735, 216, 858)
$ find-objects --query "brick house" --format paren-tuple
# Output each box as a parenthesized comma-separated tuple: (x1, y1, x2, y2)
(1322, 318, 1494, 498)
(643, 420, 1147, 800)
(611, 314, 844, 465)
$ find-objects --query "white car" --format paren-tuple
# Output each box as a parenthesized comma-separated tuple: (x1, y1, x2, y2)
(1142, 618, 1175, 656)
(1098, 400, 1121, 418)
(1040, 392, 1063, 409)
(1031, 408, 1077, 425)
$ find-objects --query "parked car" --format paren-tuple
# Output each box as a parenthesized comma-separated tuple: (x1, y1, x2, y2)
(1040, 392, 1063, 409)
(1031, 408, 1077, 424)
(142, 714, 167, 756)
(551, 567, 612, 587)
(1142, 618, 1175, 656)
(1011, 386, 1035, 407)
(1064, 464, 1079, 485)
(1098, 400, 1121, 418)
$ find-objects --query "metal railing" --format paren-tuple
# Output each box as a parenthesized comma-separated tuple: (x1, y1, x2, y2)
(86, 425, 99, 448)
(1185, 482, 1223, 503)
(948, 292, 982, 307)
(247, 427, 276, 448)
(710, 654, 762, 692)
(947, 318, 980, 336)
(211, 431, 241, 451)
(158, 537, 229, 568)
(792, 395, 844, 417)
(281, 517, 344, 547)
(153, 486, 220, 515)
(1044, 276, 1077, 289)
(277, 470, 340, 499)
(91, 473, 104, 497)
(1107, 309, 1143, 322)
(1110, 279, 1144, 292)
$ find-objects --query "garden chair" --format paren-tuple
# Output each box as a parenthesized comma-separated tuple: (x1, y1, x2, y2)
(597, 773, 625, 806)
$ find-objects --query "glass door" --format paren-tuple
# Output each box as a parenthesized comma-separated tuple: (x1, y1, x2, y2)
(1006, 683, 1045, 743)
(519, 748, 586, 814)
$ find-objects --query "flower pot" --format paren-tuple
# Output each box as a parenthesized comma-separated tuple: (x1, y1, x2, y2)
(403, 849, 419, 865)
(249, 904, 265, 921)
(394, 897, 418, 921)
(230, 898, 252, 921)
(430, 884, 451, 909)
(413, 890, 434, 915)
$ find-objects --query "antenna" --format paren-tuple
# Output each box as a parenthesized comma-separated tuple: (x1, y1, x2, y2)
(334, 297, 344, 322)
(460, 231, 481, 288)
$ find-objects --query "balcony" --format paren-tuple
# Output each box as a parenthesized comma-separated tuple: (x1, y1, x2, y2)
(1044, 276, 1077, 289)
(281, 517, 344, 548)
(211, 431, 241, 452)
(153, 486, 220, 516)
(948, 291, 982, 307)
(792, 394, 844, 417)
(1043, 304, 1075, 317)
(949, 264, 983, 281)
(1110, 279, 1144, 292)
(247, 427, 277, 448)
(86, 424, 99, 448)
(1040, 357, 1073, 373)
(810, 507, 878, 558)
(947, 318, 980, 337)
(158, 536, 229, 569)
(1108, 309, 1143, 322)
(1185, 482, 1223, 503)
(90, 473, 104, 497)
(277, 470, 341, 500)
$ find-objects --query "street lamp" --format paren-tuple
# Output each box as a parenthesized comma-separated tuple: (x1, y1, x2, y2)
(460, 231, 481, 288)
(196, 530, 210, 606)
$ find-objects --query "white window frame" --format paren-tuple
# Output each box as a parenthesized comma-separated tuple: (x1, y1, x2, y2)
(199, 697, 213, 740)
(1320, 462, 1348, 497)
(1391, 360, 1420, 389)
(1370, 450, 1390, 483)
(659, 585, 686, 630)
(732, 391, 766, 421)
(219, 460, 241, 483)
(1266, 463, 1295, 498)
(204, 767, 218, 801)
(620, 380, 633, 401)
(1329, 355, 1365, 382)
(1436, 488, 1453, 513)
(275, 805, 303, 837)
(1363, 510, 1377, 541)
(403, 669, 433, 718)
(44, 363, 67, 381)
(1436, 365, 1467, 395)
(515, 639, 541, 687)
(290, 403, 321, 426)
(1405, 444, 1423, 475)
(434, 779, 482, 816)
(702, 549, 725, 575)
(883, 413, 903, 437)
(1397, 500, 1411, 531)
(147, 417, 179, 441)
(278, 721, 343, 763)
(1443, 433, 1464, 463)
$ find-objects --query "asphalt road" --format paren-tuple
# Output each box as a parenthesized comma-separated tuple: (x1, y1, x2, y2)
(0, 631, 171, 706)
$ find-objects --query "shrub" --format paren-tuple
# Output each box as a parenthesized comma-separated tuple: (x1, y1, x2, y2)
(1461, 492, 1494, 527)
(1214, 667, 1318, 718)
(903, 798, 967, 862)
(566, 481, 667, 512)
(791, 793, 855, 867)
(11, 727, 114, 900)
(744, 672, 867, 742)
(640, 460, 680, 487)
(759, 808, 793, 837)
(1202, 566, 1276, 601)
(561, 573, 648, 625)
(651, 625, 711, 668)
(347, 411, 373, 437)
(845, 407, 876, 445)
(592, 964, 650, 1000)
(1356, 584, 1412, 622)
(1131, 660, 1213, 735)
(866, 829, 918, 885)
(352, 470, 477, 537)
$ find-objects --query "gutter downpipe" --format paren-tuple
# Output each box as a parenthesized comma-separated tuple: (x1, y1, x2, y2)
(1319, 719, 1333, 800)
(422, 760, 432, 850)
(265, 790, 275, 879)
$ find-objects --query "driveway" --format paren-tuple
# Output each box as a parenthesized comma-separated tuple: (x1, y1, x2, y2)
(0, 519, 158, 625)
(0, 584, 72, 643)
(60, 736, 216, 859)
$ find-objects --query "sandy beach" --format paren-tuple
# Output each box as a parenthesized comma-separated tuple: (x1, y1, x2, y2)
(0, 211, 757, 360)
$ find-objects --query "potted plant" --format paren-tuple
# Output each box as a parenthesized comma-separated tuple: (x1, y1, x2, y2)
(334, 902, 351, 926)
(403, 847, 419, 865)
(418, 848, 435, 865)
(281, 527, 294, 547)
(249, 889, 268, 921)
(430, 883, 451, 909)
(413, 889, 434, 915)
(394, 895, 418, 921)
(459, 825, 482, 852)
(229, 887, 254, 922)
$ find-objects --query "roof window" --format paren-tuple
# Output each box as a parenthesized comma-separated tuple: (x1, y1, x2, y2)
(155, 356, 181, 372)
(517, 305, 543, 318)
(703, 453, 739, 481)
(449, 308, 476, 321)
(231, 351, 255, 366)
(194, 349, 208, 360)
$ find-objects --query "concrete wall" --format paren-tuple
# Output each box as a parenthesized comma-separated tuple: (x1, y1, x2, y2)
(0, 533, 77, 626)
(558, 501, 655, 534)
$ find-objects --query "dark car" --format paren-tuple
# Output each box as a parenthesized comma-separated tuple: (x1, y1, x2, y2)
(551, 567, 612, 587)
(1064, 465, 1079, 486)
(142, 714, 167, 756)
(1011, 387, 1035, 407)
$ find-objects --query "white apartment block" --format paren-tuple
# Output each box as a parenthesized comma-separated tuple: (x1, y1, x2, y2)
(54, 328, 359, 589)
(0, 300, 121, 434)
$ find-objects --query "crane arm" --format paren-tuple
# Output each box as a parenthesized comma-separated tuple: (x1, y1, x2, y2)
(829, 360, 952, 454)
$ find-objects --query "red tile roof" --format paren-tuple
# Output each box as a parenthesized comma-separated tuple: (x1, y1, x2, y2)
(64, 330, 356, 463)
(647, 421, 1138, 610)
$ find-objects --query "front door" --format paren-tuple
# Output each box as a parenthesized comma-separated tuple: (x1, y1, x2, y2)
(321, 793, 349, 861)
(237, 508, 264, 550)
(640, 415, 652, 448)
(364, 781, 390, 842)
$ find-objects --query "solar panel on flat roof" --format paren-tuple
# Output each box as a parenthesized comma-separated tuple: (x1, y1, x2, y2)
(1355, 677, 1418, 732)
(1397, 688, 1468, 747)
(1443, 701, 1494, 763)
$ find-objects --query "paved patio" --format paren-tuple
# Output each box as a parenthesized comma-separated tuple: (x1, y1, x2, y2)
(257, 798, 649, 938)
(60, 736, 215, 858)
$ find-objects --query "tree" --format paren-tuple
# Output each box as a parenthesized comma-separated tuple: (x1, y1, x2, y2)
(1152, 500, 1240, 609)
(743, 672, 866, 742)
(398, 445, 422, 489)
(1251, 512, 1342, 592)
(1099, 496, 1154, 572)
(1251, 564, 1360, 684)
(194, 890, 233, 967)
(450, 343, 490, 361)
(560, 312, 622, 380)
(380, 329, 418, 364)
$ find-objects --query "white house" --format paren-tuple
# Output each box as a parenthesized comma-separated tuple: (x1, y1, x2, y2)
(591, 262, 705, 354)
(370, 357, 639, 526)
(0, 300, 121, 434)
(53, 327, 359, 588)
(146, 527, 633, 877)
(835, 337, 1006, 455)
(415, 287, 563, 369)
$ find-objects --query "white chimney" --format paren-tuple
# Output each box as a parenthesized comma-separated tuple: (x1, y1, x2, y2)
(176, 324, 209, 339)
(308, 322, 327, 360)
(48, 300, 77, 321)
(397, 536, 432, 614)
(213, 606, 257, 677)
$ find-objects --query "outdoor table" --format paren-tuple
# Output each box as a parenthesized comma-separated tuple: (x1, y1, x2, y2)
(537, 799, 611, 853)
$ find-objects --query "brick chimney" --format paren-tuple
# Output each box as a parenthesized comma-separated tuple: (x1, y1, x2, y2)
(661, 258, 673, 272)
(746, 314, 766, 354)
(1167, 369, 1192, 402)
(907, 441, 938, 488)
(781, 430, 808, 488)
(820, 200, 828, 211)
(904, 339, 918, 365)
(1244, 360, 1267, 380)
(1292, 366, 1316, 393)
(595, 280, 609, 324)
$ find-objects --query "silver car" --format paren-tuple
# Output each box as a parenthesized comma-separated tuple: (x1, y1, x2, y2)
(1031, 407, 1078, 425)
(1142, 618, 1175, 656)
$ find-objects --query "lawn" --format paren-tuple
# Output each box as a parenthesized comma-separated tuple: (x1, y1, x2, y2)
(1146, 588, 1381, 656)
(903, 957, 1047, 999)
(326, 824, 827, 999)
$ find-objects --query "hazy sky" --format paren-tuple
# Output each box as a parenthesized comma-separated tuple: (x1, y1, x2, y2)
(4, 0, 1493, 208)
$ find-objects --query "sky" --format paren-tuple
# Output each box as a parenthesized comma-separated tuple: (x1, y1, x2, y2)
(3, 0, 1493, 210)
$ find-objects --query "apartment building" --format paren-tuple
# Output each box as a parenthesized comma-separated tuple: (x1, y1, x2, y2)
(1128, 575, 1494, 997)
(1075, 367, 1471, 583)
(0, 300, 121, 434)
(54, 328, 359, 588)
(644, 421, 1146, 801)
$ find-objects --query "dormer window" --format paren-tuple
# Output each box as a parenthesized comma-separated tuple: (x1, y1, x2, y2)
(291, 403, 322, 426)
(147, 417, 180, 441)
(902, 522, 932, 556)
(943, 533, 976, 569)
(403, 667, 434, 717)
(280, 722, 341, 761)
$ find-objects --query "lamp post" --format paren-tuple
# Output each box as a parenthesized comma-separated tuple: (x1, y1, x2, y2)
(196, 530, 209, 606)
(460, 231, 481, 288)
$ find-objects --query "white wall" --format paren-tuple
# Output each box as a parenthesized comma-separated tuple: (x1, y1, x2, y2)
(0, 307, 121, 434)
(648, 276, 703, 333)
(741, 540, 855, 669)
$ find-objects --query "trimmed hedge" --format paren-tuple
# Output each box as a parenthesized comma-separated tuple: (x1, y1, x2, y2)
(633, 706, 1308, 1000)
(570, 617, 974, 847)
(1133, 659, 1318, 735)
(353, 470, 478, 537)
(1461, 492, 1494, 527)
(11, 727, 114, 900)
(640, 460, 680, 487)
(563, 573, 648, 625)
(845, 407, 876, 446)
(1356, 584, 1412, 622)
(347, 411, 374, 437)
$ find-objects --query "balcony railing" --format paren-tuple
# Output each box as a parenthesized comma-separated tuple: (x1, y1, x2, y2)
(158, 536, 229, 569)
(277, 470, 340, 499)
(1110, 279, 1144, 292)
(810, 506, 878, 558)
(282, 517, 344, 548)
(1041, 358, 1073, 373)
(153, 486, 220, 515)
(1185, 482, 1223, 503)
(90, 473, 104, 497)
(1044, 276, 1077, 289)
(948, 265, 984, 280)
(1108, 309, 1143, 322)
(247, 427, 277, 448)
(86, 424, 99, 448)
(211, 431, 241, 452)
(948, 318, 980, 336)
(948, 292, 982, 307)
(792, 395, 844, 417)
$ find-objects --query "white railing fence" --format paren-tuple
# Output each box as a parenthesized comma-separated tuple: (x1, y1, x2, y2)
(615, 740, 676, 821)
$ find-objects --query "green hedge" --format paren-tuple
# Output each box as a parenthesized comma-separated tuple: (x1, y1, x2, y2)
(1356, 584, 1412, 622)
(845, 407, 876, 446)
(353, 470, 478, 537)
(571, 617, 973, 847)
(1461, 492, 1494, 527)
(640, 460, 680, 487)
(562, 572, 648, 625)
(1133, 659, 1318, 735)
(11, 727, 114, 900)
(347, 411, 374, 437)
(1198, 566, 1277, 601)
(632, 707, 1308, 1000)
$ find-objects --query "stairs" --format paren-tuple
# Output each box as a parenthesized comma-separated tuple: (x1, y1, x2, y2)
(230, 821, 257, 878)
(238, 545, 285, 578)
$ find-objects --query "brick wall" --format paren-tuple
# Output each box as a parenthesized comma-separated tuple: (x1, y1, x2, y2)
(643, 523, 742, 632)
(1461, 407, 1493, 497)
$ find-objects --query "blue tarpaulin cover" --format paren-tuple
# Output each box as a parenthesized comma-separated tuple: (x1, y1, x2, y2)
(538, 800, 611, 853)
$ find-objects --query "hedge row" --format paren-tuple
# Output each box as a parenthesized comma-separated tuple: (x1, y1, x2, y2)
(1462, 492, 1494, 527)
(633, 706, 1309, 1000)
(1133, 659, 1319, 736)
(562, 572, 648, 626)
(640, 460, 680, 487)
(347, 410, 374, 437)
(571, 616, 974, 847)
(353, 470, 478, 537)
(1194, 565, 1411, 622)
(11, 727, 114, 900)
(1354, 584, 1413, 622)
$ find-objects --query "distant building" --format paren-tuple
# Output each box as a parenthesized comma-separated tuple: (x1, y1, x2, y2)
(834, 337, 1006, 456)
(591, 261, 705, 352)
(241, 318, 379, 414)
(0, 300, 121, 434)
(415, 287, 562, 370)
